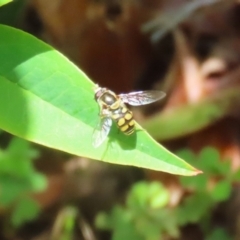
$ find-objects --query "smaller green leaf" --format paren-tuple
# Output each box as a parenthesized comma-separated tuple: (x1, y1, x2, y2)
(178, 193, 212, 225)
(7, 137, 38, 160)
(0, 138, 39, 178)
(127, 182, 149, 209)
(211, 180, 231, 202)
(110, 207, 143, 240)
(159, 210, 179, 238)
(95, 212, 113, 230)
(148, 182, 169, 209)
(206, 228, 232, 240)
(30, 172, 47, 192)
(198, 148, 220, 170)
(0, 137, 46, 206)
(198, 148, 231, 175)
(112, 219, 143, 240)
(96, 182, 179, 240)
(0, 176, 29, 205)
(178, 147, 231, 177)
(11, 197, 40, 227)
(180, 174, 208, 191)
(143, 89, 240, 141)
(135, 217, 160, 240)
(127, 182, 169, 210)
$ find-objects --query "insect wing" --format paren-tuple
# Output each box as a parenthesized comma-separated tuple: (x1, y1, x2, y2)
(92, 117, 112, 148)
(119, 91, 166, 106)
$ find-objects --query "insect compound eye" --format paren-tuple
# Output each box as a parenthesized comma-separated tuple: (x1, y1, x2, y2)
(94, 91, 101, 101)
(102, 93, 116, 105)
(94, 88, 105, 101)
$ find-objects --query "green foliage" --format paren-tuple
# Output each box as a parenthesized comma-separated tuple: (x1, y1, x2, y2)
(177, 147, 235, 236)
(0, 24, 199, 175)
(96, 182, 179, 240)
(0, 136, 47, 226)
(96, 147, 234, 240)
(178, 147, 237, 200)
(178, 147, 235, 177)
(52, 206, 78, 240)
(142, 89, 240, 142)
(206, 228, 232, 240)
(11, 197, 40, 227)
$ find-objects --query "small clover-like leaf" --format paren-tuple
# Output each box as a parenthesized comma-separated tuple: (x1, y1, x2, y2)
(11, 197, 40, 227)
(178, 193, 212, 225)
(206, 228, 232, 240)
(211, 180, 231, 202)
(180, 174, 208, 191)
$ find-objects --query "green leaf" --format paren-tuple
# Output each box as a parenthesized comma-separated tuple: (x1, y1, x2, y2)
(198, 148, 231, 175)
(0, 0, 12, 7)
(97, 206, 143, 240)
(0, 137, 47, 205)
(178, 147, 231, 177)
(127, 182, 169, 209)
(143, 89, 240, 141)
(11, 197, 40, 226)
(147, 182, 169, 209)
(178, 192, 212, 225)
(211, 180, 231, 202)
(0, 24, 200, 175)
(180, 174, 208, 191)
(95, 212, 113, 230)
(135, 217, 161, 240)
(112, 217, 143, 240)
(0, 176, 29, 205)
(31, 172, 48, 192)
(206, 228, 232, 240)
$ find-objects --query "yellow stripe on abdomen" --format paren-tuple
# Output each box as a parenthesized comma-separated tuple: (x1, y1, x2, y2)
(113, 107, 135, 135)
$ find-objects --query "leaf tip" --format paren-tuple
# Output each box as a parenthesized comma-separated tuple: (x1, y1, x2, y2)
(192, 168, 203, 176)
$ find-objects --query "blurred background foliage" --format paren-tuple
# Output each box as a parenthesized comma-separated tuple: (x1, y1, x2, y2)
(1, 0, 240, 239)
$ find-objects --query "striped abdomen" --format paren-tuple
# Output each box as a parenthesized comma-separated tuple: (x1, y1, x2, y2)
(112, 107, 135, 135)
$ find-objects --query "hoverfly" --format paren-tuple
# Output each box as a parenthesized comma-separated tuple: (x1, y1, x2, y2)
(92, 85, 166, 147)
